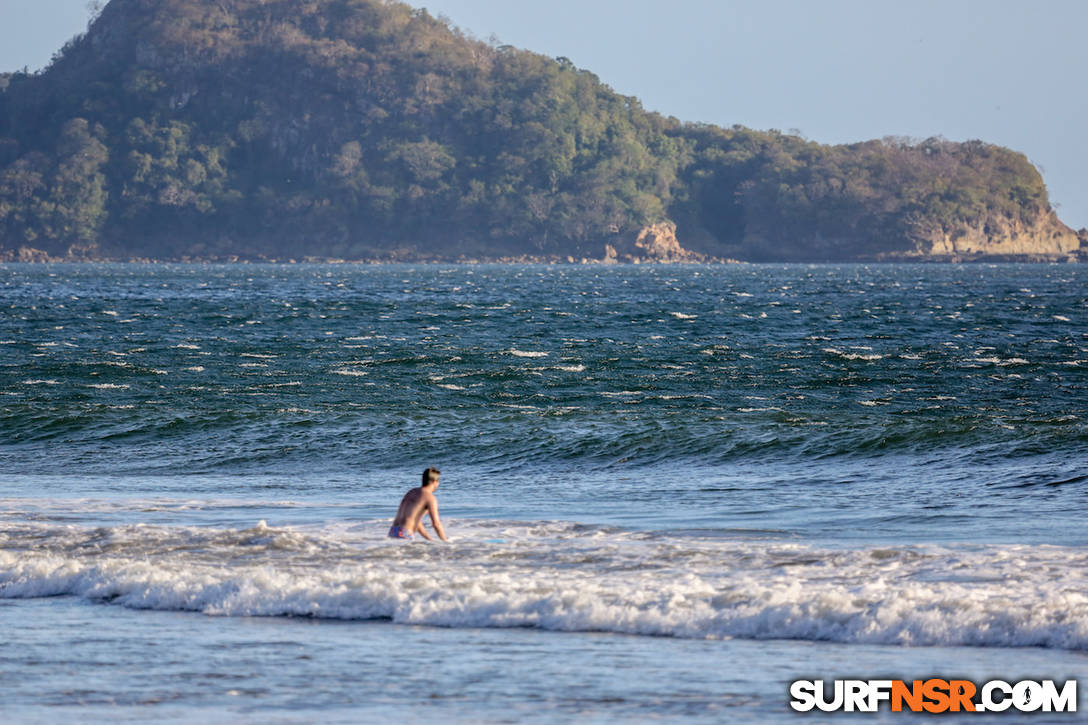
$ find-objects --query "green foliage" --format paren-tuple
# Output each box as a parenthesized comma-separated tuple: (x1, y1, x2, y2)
(0, 118, 108, 251)
(0, 0, 1061, 260)
(670, 128, 1052, 259)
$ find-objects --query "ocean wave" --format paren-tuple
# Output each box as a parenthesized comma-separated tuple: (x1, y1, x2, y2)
(4, 265, 1087, 474)
(822, 348, 883, 361)
(1, 400, 1083, 471)
(330, 368, 369, 376)
(2, 520, 1086, 650)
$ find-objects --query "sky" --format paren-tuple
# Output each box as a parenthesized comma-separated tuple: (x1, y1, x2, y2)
(2, 0, 1086, 229)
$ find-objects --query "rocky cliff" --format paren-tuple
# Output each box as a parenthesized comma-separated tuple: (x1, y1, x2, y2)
(909, 211, 1081, 261)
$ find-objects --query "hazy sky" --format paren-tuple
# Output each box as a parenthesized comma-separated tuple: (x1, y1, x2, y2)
(3, 0, 1086, 228)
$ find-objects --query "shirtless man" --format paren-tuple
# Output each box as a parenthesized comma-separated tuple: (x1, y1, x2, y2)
(388, 467, 448, 541)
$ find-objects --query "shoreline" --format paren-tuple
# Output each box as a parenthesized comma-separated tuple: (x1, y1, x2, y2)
(2, 251, 1085, 265)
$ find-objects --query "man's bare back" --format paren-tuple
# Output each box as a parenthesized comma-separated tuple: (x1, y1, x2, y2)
(388, 467, 447, 541)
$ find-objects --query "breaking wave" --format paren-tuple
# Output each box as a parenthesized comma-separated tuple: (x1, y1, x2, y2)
(2, 519, 1086, 649)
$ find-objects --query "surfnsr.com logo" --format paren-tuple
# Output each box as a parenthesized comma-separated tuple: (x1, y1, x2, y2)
(789, 679, 1077, 713)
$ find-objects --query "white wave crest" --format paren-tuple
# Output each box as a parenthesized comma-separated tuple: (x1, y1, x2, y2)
(2, 522, 1086, 650)
(822, 348, 883, 361)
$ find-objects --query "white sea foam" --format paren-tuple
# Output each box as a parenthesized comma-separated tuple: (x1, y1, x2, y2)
(670, 312, 697, 320)
(973, 357, 1030, 366)
(0, 497, 323, 516)
(2, 521, 1086, 650)
(86, 383, 130, 390)
(554, 364, 586, 372)
(822, 348, 883, 361)
(174, 343, 201, 350)
(21, 379, 60, 385)
(331, 368, 368, 376)
(507, 350, 549, 358)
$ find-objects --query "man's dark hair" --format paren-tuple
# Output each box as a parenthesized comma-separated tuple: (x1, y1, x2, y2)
(422, 466, 441, 486)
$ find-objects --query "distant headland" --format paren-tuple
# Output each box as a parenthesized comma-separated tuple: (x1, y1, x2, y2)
(1, 0, 1084, 263)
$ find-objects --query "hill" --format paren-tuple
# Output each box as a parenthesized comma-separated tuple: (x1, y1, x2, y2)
(0, 0, 1082, 262)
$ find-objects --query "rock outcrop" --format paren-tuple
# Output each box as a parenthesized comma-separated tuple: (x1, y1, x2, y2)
(905, 210, 1081, 261)
(604, 222, 704, 263)
(0, 246, 56, 263)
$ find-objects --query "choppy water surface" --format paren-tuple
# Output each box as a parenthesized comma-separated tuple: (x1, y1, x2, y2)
(2, 263, 1087, 722)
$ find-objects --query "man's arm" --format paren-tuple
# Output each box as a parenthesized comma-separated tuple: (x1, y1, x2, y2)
(426, 495, 448, 542)
(414, 519, 433, 541)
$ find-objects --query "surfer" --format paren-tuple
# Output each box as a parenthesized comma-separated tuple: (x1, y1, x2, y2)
(388, 466, 448, 542)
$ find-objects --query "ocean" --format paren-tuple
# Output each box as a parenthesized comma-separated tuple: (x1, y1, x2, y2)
(1, 262, 1086, 723)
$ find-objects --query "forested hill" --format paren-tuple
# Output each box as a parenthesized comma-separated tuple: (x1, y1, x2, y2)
(0, 0, 1082, 262)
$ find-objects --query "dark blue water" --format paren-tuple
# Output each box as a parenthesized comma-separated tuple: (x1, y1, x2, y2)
(2, 263, 1085, 541)
(2, 263, 1087, 723)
